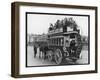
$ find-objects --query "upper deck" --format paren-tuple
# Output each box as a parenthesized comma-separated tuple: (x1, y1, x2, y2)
(48, 17, 80, 38)
(48, 26, 80, 38)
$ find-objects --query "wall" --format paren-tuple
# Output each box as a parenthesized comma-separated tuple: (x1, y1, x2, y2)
(0, 0, 99, 80)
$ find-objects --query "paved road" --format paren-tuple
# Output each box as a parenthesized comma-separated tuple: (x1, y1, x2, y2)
(27, 46, 89, 67)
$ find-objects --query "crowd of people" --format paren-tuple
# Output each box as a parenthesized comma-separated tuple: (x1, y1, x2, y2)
(33, 44, 48, 60)
(48, 17, 78, 32)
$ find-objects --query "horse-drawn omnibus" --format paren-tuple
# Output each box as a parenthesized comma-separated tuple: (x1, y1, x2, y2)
(35, 18, 82, 64)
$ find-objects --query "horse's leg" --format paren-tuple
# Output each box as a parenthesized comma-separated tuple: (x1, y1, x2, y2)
(39, 51, 41, 58)
(41, 51, 43, 59)
(40, 51, 42, 59)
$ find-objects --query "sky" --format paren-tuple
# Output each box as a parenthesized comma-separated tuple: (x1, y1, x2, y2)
(27, 13, 88, 36)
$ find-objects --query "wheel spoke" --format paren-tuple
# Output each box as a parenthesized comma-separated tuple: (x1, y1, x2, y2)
(54, 49, 62, 64)
(47, 50, 53, 61)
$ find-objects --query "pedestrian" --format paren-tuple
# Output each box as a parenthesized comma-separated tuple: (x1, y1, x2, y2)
(38, 44, 42, 59)
(33, 45, 37, 58)
(39, 46, 42, 58)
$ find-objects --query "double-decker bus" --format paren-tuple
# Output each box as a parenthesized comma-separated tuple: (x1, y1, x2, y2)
(36, 18, 82, 64)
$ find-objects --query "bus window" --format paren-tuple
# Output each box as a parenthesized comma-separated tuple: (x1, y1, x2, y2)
(52, 39, 53, 45)
(57, 38, 58, 45)
(55, 39, 57, 46)
(50, 39, 52, 45)
(61, 38, 64, 46)
(58, 38, 59, 46)
(54, 39, 55, 46)
(54, 39, 55, 45)
(59, 38, 61, 46)
(58, 38, 60, 46)
(57, 38, 59, 46)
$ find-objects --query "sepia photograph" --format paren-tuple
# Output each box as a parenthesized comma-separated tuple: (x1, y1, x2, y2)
(26, 12, 89, 67)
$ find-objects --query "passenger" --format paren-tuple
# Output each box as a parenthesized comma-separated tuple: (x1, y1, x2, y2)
(73, 26, 77, 31)
(70, 39, 77, 57)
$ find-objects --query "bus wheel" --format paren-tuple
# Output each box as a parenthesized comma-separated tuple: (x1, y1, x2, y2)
(54, 49, 63, 65)
(47, 50, 53, 61)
